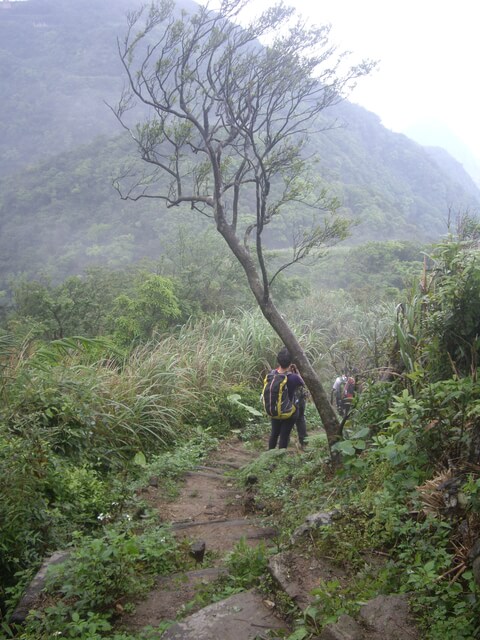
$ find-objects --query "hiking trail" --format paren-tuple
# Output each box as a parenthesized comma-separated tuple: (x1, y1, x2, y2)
(119, 438, 289, 639)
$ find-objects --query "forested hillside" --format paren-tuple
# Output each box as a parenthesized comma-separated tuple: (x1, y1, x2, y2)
(313, 102, 480, 238)
(0, 0, 139, 175)
(0, 0, 479, 294)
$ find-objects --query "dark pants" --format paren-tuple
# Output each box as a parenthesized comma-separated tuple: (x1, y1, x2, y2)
(342, 398, 353, 418)
(268, 410, 297, 449)
(335, 393, 344, 415)
(295, 402, 307, 445)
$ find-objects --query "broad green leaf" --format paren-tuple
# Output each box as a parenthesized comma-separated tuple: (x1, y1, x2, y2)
(133, 451, 147, 467)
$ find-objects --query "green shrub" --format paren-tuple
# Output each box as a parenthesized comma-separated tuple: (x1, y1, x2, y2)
(224, 537, 269, 589)
(17, 525, 184, 638)
(0, 428, 55, 586)
(190, 387, 262, 436)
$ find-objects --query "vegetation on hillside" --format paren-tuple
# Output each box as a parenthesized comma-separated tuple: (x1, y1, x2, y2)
(0, 227, 479, 638)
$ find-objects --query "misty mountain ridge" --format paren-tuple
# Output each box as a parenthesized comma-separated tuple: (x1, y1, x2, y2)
(0, 0, 479, 289)
(405, 119, 480, 187)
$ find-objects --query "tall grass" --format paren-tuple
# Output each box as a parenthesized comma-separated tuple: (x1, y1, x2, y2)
(1, 336, 184, 464)
(284, 291, 395, 379)
(0, 312, 280, 464)
(1, 303, 395, 467)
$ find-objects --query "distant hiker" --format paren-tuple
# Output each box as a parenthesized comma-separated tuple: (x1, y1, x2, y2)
(262, 347, 305, 450)
(331, 373, 347, 415)
(342, 375, 356, 418)
(290, 363, 308, 449)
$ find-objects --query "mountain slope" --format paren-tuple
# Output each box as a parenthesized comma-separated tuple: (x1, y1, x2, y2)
(0, 0, 479, 290)
(313, 102, 480, 239)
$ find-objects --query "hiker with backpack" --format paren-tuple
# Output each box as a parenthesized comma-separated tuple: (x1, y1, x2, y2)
(331, 373, 347, 415)
(262, 347, 305, 450)
(342, 375, 356, 418)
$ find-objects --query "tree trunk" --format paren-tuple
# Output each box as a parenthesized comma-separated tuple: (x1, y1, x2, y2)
(259, 298, 342, 455)
(218, 220, 342, 457)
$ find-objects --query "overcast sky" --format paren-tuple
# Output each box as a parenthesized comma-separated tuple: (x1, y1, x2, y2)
(10, 0, 479, 164)
(238, 0, 480, 162)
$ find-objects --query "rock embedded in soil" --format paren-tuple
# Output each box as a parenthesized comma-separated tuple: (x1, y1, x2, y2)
(10, 551, 70, 624)
(189, 540, 206, 563)
(160, 589, 288, 640)
(359, 594, 419, 639)
(318, 614, 364, 640)
(268, 549, 347, 611)
(290, 511, 337, 542)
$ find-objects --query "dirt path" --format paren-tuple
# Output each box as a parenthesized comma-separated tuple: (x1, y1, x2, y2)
(120, 439, 277, 633)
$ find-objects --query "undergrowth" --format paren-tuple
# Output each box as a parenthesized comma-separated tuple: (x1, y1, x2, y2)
(237, 379, 480, 640)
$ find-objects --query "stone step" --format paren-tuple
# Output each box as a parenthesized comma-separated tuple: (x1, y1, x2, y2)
(120, 568, 229, 632)
(184, 470, 228, 480)
(171, 518, 276, 534)
(193, 465, 229, 474)
(161, 589, 288, 640)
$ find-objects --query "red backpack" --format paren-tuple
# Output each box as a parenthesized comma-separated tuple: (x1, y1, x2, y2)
(344, 377, 355, 399)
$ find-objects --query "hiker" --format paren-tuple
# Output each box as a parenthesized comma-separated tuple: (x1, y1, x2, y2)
(331, 373, 347, 415)
(290, 363, 308, 449)
(264, 347, 305, 450)
(342, 375, 356, 418)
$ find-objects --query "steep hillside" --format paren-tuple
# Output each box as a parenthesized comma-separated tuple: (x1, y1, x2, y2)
(313, 102, 480, 239)
(0, 0, 128, 175)
(0, 0, 479, 290)
(0, 134, 196, 287)
(405, 118, 480, 186)
(0, 0, 195, 176)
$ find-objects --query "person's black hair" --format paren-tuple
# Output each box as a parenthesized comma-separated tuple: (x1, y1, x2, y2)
(277, 346, 292, 368)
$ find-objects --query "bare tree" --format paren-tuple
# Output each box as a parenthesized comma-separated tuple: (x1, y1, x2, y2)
(112, 0, 375, 455)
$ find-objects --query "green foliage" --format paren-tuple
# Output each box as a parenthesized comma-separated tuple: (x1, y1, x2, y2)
(20, 608, 113, 640)
(424, 229, 480, 377)
(6, 267, 188, 344)
(189, 388, 262, 437)
(333, 426, 369, 457)
(309, 579, 357, 626)
(0, 422, 131, 600)
(390, 516, 479, 639)
(393, 294, 425, 378)
(311, 240, 425, 302)
(50, 526, 180, 605)
(111, 274, 182, 346)
(17, 524, 183, 639)
(224, 537, 269, 589)
(50, 462, 116, 529)
(350, 381, 398, 434)
(379, 377, 480, 468)
(0, 429, 54, 584)
(227, 393, 263, 418)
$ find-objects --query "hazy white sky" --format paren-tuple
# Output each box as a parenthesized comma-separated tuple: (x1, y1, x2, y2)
(238, 0, 480, 160)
